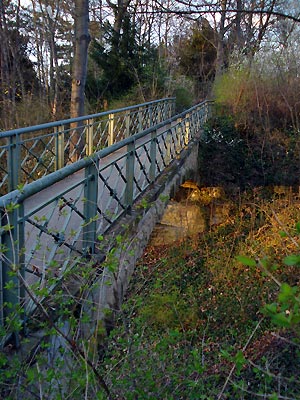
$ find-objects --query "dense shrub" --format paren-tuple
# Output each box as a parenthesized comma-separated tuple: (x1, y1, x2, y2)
(199, 114, 300, 189)
(213, 65, 300, 134)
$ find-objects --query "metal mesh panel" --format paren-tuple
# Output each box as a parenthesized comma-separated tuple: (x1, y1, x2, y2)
(0, 98, 176, 195)
(133, 141, 152, 199)
(0, 100, 212, 326)
(20, 133, 56, 182)
(93, 118, 110, 149)
(97, 156, 127, 234)
(0, 146, 8, 193)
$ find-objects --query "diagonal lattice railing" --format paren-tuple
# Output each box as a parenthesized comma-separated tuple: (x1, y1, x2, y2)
(0, 98, 175, 195)
(0, 100, 212, 335)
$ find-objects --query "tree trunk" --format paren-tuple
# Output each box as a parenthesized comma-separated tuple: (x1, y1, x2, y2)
(70, 0, 90, 160)
(106, 0, 131, 48)
(215, 0, 227, 77)
(235, 0, 243, 49)
(0, 3, 11, 129)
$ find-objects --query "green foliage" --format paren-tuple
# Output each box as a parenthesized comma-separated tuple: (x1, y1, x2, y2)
(2, 172, 300, 398)
(175, 20, 217, 99)
(213, 68, 251, 114)
(200, 112, 300, 188)
(283, 254, 300, 266)
(236, 255, 256, 267)
(178, 21, 217, 79)
(263, 282, 300, 328)
(174, 87, 193, 112)
(199, 115, 252, 188)
(86, 15, 167, 108)
(96, 188, 300, 399)
(237, 220, 300, 331)
(213, 62, 300, 135)
(0, 238, 112, 400)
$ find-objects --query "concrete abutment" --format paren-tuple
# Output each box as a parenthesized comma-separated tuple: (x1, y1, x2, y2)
(84, 139, 201, 336)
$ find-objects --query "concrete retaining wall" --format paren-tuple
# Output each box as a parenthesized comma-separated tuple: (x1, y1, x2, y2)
(82, 139, 201, 336)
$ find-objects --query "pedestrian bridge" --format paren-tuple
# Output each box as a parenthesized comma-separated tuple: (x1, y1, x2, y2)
(0, 98, 213, 338)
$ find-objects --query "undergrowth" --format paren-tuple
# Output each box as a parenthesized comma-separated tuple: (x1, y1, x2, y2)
(99, 188, 300, 399)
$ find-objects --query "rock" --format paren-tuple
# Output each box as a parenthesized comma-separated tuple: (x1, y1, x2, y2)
(160, 201, 206, 234)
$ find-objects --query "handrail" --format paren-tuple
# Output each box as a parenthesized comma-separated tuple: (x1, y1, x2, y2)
(0, 99, 213, 331)
(0, 98, 175, 138)
(0, 97, 176, 194)
(0, 100, 211, 208)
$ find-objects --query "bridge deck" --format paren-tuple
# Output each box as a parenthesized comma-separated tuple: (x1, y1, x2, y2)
(0, 100, 211, 319)
(20, 126, 173, 301)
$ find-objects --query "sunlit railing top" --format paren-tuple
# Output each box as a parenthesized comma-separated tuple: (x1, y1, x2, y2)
(0, 98, 175, 138)
(0, 99, 213, 332)
(0, 97, 176, 194)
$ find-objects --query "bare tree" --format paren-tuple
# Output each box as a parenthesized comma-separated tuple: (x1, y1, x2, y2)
(0, 1, 40, 129)
(70, 0, 91, 159)
(106, 0, 132, 45)
(153, 0, 300, 73)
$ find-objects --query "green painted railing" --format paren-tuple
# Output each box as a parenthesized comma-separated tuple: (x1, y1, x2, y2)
(0, 98, 175, 195)
(0, 99, 213, 339)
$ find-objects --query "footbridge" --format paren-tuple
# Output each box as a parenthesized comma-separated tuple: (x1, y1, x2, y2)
(0, 98, 213, 340)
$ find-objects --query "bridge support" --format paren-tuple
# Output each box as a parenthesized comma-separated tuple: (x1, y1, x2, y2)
(83, 137, 201, 336)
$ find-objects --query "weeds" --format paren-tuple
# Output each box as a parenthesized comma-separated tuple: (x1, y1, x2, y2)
(99, 188, 300, 399)
(1, 183, 300, 399)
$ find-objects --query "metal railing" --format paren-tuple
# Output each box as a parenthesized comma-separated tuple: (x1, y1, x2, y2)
(0, 100, 212, 330)
(0, 98, 175, 195)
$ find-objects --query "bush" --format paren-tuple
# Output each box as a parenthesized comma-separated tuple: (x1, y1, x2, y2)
(199, 112, 300, 189)
(174, 87, 193, 112)
(213, 63, 300, 134)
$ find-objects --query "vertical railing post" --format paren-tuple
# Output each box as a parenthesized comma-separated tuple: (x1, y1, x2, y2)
(168, 99, 172, 118)
(149, 105, 153, 128)
(86, 119, 94, 156)
(163, 100, 168, 120)
(162, 101, 166, 121)
(171, 98, 176, 116)
(83, 158, 99, 255)
(202, 103, 206, 126)
(202, 102, 206, 123)
(125, 141, 135, 212)
(207, 101, 212, 120)
(153, 105, 157, 125)
(125, 111, 130, 138)
(176, 117, 183, 154)
(190, 111, 195, 139)
(55, 125, 65, 170)
(165, 129, 172, 166)
(166, 99, 169, 119)
(108, 113, 114, 146)
(197, 105, 202, 131)
(0, 203, 22, 345)
(150, 129, 157, 182)
(8, 134, 20, 191)
(18, 203, 25, 303)
(185, 113, 190, 145)
(158, 103, 162, 123)
(138, 107, 143, 132)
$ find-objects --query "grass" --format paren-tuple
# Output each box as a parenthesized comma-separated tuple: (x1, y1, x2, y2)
(99, 187, 300, 399)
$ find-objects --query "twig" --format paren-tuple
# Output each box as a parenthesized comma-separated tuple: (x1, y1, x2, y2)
(227, 376, 296, 399)
(217, 317, 264, 400)
(271, 331, 300, 348)
(271, 208, 300, 249)
(16, 270, 112, 399)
